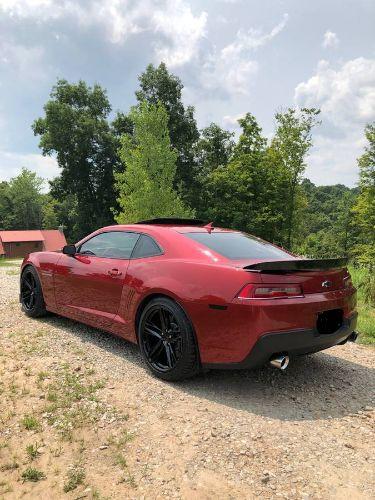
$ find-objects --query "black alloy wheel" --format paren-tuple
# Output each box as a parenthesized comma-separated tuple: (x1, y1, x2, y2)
(138, 297, 199, 381)
(20, 267, 47, 317)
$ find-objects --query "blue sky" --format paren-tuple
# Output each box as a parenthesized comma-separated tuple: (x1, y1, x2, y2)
(0, 0, 374, 188)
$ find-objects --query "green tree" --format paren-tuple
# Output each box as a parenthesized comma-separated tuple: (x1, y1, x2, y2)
(295, 180, 358, 258)
(203, 113, 286, 240)
(195, 123, 234, 176)
(32, 79, 119, 239)
(135, 63, 199, 203)
(0, 181, 11, 229)
(353, 122, 375, 266)
(271, 108, 320, 248)
(41, 195, 59, 229)
(3, 168, 44, 229)
(114, 101, 194, 223)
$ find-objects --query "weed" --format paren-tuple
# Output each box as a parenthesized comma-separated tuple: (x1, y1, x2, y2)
(63, 463, 85, 492)
(37, 371, 49, 382)
(43, 364, 110, 440)
(21, 414, 41, 431)
(114, 452, 127, 469)
(0, 461, 19, 472)
(25, 443, 41, 461)
(21, 467, 46, 482)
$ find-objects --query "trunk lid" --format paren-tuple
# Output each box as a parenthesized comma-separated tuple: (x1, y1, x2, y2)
(242, 258, 349, 294)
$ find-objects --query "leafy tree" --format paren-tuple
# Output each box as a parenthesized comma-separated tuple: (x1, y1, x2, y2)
(295, 180, 358, 258)
(203, 113, 287, 240)
(41, 195, 59, 229)
(195, 123, 234, 176)
(352, 122, 375, 267)
(114, 101, 194, 223)
(135, 63, 199, 203)
(0, 181, 12, 229)
(271, 108, 321, 248)
(2, 168, 44, 229)
(48, 177, 79, 242)
(194, 123, 234, 217)
(33, 79, 119, 239)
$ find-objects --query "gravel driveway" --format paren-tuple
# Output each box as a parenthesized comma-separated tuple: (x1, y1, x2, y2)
(0, 262, 374, 499)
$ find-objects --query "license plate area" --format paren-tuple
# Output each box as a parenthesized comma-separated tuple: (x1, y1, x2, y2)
(316, 309, 343, 335)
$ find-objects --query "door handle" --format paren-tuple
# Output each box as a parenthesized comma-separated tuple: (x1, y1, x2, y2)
(108, 269, 122, 277)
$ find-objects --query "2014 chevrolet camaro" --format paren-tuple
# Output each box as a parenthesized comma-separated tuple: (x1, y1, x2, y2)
(20, 218, 358, 381)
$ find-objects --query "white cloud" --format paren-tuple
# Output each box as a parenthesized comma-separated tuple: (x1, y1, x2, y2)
(152, 0, 207, 67)
(222, 114, 246, 131)
(202, 14, 288, 96)
(295, 58, 375, 127)
(221, 13, 289, 59)
(0, 0, 207, 67)
(322, 30, 339, 49)
(0, 151, 59, 190)
(295, 57, 375, 186)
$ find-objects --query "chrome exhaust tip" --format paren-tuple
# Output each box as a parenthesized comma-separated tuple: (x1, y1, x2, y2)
(270, 354, 289, 370)
(348, 331, 358, 343)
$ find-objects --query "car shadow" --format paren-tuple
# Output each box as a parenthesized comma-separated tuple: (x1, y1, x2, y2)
(40, 314, 374, 422)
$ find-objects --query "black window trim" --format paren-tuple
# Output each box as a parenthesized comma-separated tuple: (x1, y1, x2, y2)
(76, 230, 164, 261)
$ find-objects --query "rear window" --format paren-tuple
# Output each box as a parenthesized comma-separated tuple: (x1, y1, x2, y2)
(185, 232, 291, 260)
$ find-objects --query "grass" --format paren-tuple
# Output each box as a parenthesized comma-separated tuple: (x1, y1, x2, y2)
(0, 461, 19, 472)
(21, 467, 46, 482)
(349, 266, 375, 345)
(25, 443, 41, 461)
(43, 363, 110, 441)
(63, 463, 85, 492)
(21, 414, 41, 431)
(0, 258, 21, 267)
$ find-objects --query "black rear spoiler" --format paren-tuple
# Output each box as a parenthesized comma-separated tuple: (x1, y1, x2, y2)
(244, 258, 348, 272)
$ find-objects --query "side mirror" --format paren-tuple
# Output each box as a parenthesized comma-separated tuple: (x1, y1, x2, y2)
(62, 244, 76, 256)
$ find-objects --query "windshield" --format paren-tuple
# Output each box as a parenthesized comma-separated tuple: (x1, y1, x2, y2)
(184, 231, 292, 260)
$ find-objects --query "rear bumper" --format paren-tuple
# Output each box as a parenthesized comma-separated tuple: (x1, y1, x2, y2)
(204, 311, 358, 370)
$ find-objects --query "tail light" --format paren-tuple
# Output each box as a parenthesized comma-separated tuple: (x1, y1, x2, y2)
(238, 284, 303, 299)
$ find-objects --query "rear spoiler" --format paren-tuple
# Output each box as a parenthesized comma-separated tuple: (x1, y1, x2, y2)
(244, 258, 348, 272)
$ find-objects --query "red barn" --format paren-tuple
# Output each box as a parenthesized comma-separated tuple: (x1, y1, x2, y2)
(0, 230, 67, 259)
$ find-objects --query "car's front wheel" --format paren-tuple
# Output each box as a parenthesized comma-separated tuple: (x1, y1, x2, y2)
(138, 297, 200, 381)
(20, 266, 47, 318)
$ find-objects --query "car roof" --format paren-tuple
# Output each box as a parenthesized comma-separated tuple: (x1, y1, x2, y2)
(101, 224, 236, 234)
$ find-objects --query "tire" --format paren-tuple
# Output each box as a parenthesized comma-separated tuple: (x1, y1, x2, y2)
(20, 266, 47, 318)
(138, 297, 200, 381)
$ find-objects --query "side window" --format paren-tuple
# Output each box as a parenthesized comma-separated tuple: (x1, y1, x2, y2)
(131, 234, 162, 259)
(79, 232, 140, 259)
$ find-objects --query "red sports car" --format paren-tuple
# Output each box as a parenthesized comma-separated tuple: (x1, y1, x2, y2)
(20, 218, 358, 381)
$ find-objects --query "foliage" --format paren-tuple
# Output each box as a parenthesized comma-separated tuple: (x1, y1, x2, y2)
(63, 463, 85, 492)
(295, 181, 358, 258)
(21, 467, 46, 482)
(349, 266, 375, 344)
(115, 101, 194, 223)
(352, 123, 375, 267)
(135, 63, 199, 204)
(271, 108, 321, 247)
(32, 79, 119, 239)
(0, 169, 44, 230)
(202, 113, 288, 242)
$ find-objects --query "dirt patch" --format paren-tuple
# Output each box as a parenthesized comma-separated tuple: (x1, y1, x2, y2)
(0, 263, 374, 499)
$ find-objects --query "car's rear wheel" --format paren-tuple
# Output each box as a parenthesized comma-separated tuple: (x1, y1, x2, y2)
(20, 266, 47, 317)
(138, 297, 200, 381)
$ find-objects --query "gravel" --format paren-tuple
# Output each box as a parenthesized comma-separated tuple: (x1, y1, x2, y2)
(0, 262, 374, 499)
